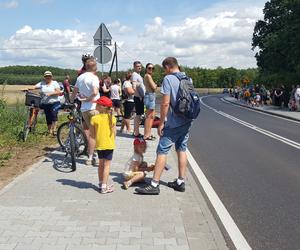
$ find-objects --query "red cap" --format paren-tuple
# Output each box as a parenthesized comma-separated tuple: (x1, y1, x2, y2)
(93, 96, 112, 107)
(133, 138, 146, 146)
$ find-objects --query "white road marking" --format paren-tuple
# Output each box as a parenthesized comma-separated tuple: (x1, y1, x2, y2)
(201, 96, 300, 150)
(187, 150, 252, 250)
(220, 97, 300, 124)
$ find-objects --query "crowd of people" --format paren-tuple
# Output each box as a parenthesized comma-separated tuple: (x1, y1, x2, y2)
(28, 56, 196, 195)
(231, 84, 300, 111)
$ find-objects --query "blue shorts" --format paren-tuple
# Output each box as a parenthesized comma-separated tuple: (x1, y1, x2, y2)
(156, 122, 192, 155)
(144, 93, 156, 110)
(97, 150, 114, 160)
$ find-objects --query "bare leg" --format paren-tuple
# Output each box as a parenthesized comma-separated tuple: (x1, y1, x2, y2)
(134, 115, 141, 136)
(153, 154, 167, 182)
(98, 159, 104, 184)
(124, 172, 145, 188)
(177, 151, 187, 178)
(102, 159, 111, 185)
(51, 121, 57, 134)
(144, 109, 155, 139)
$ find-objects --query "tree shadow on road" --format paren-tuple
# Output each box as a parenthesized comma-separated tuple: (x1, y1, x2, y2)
(56, 179, 98, 191)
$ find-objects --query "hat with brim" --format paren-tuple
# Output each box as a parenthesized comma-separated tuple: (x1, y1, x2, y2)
(44, 71, 53, 77)
(93, 96, 112, 107)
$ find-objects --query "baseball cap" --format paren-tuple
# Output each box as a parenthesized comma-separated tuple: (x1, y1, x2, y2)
(93, 96, 112, 107)
(43, 71, 53, 77)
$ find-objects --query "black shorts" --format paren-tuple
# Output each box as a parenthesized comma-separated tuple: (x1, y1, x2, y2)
(97, 150, 114, 160)
(112, 99, 121, 108)
(134, 96, 144, 116)
(41, 102, 59, 125)
(123, 101, 135, 119)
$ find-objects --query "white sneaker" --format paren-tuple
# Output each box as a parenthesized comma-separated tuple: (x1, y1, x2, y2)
(85, 158, 92, 165)
(92, 157, 99, 165)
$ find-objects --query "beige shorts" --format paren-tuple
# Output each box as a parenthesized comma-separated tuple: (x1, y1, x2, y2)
(82, 110, 99, 130)
(123, 171, 146, 181)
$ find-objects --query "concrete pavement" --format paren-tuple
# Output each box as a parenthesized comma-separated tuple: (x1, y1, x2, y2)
(0, 128, 228, 250)
(224, 96, 300, 122)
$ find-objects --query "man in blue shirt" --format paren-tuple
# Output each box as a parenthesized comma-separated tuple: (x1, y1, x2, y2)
(136, 57, 193, 195)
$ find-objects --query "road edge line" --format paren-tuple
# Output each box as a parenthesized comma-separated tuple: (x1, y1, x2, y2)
(187, 149, 252, 250)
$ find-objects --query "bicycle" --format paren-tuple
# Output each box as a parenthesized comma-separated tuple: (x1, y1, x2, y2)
(56, 103, 87, 171)
(22, 91, 41, 142)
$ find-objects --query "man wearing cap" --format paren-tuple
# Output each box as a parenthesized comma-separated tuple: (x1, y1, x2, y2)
(27, 71, 61, 135)
(71, 58, 100, 165)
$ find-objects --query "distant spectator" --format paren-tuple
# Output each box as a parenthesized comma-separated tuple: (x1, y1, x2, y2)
(110, 79, 122, 119)
(295, 85, 300, 111)
(63, 75, 71, 102)
(100, 76, 111, 98)
(274, 87, 283, 107)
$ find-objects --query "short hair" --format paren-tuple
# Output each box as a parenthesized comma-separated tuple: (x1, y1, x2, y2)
(85, 58, 97, 71)
(125, 71, 132, 80)
(162, 57, 179, 69)
(133, 61, 142, 67)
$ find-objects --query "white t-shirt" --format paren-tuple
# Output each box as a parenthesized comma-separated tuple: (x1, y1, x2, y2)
(295, 88, 300, 101)
(75, 72, 100, 111)
(124, 153, 143, 172)
(110, 84, 120, 100)
(35, 80, 60, 104)
(122, 80, 134, 102)
(131, 72, 145, 98)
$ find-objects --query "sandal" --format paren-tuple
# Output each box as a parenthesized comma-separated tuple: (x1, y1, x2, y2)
(144, 135, 156, 141)
(100, 186, 114, 194)
(122, 181, 132, 190)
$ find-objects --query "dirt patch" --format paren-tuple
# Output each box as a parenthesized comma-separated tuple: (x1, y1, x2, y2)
(0, 142, 58, 190)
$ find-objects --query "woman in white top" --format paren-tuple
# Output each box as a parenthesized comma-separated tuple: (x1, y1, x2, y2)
(110, 79, 122, 118)
(27, 71, 61, 135)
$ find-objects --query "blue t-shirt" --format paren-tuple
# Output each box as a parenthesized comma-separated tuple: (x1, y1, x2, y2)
(161, 72, 192, 129)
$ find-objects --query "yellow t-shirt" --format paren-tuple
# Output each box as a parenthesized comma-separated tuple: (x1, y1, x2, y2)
(90, 114, 116, 150)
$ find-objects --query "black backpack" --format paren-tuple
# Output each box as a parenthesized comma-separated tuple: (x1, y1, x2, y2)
(172, 74, 200, 120)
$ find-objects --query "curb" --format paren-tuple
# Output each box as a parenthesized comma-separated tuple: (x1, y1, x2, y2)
(223, 98, 300, 122)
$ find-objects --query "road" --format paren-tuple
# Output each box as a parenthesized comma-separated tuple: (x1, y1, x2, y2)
(188, 95, 300, 250)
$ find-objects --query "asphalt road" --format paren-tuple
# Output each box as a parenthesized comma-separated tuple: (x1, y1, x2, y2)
(188, 95, 300, 250)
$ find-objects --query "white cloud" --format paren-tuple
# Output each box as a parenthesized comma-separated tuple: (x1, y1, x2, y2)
(0, 0, 18, 9)
(0, 25, 93, 69)
(0, 1, 265, 70)
(107, 21, 132, 34)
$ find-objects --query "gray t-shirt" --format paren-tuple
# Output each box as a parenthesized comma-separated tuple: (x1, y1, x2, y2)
(161, 72, 192, 129)
(131, 72, 145, 98)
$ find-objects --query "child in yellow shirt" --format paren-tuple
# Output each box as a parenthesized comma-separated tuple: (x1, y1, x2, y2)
(91, 96, 116, 194)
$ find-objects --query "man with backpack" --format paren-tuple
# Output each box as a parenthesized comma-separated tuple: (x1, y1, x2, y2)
(136, 57, 200, 195)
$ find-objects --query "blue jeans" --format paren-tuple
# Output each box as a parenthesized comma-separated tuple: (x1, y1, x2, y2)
(156, 122, 192, 155)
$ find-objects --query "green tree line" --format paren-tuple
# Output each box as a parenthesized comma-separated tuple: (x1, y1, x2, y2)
(253, 0, 300, 89)
(0, 65, 258, 88)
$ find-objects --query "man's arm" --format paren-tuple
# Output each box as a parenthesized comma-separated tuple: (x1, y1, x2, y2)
(158, 94, 170, 136)
(84, 85, 98, 102)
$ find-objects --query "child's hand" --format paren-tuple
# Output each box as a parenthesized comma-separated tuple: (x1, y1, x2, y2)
(148, 164, 155, 172)
(140, 161, 148, 168)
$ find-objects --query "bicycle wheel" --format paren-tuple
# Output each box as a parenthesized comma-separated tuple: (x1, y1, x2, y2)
(69, 126, 76, 171)
(57, 122, 87, 156)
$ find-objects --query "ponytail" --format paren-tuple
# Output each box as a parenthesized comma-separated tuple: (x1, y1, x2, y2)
(108, 107, 113, 137)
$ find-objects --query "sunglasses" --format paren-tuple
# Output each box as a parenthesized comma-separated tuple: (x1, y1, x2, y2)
(147, 67, 154, 70)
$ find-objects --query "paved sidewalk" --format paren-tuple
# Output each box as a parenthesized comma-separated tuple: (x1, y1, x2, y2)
(224, 96, 300, 121)
(0, 129, 228, 250)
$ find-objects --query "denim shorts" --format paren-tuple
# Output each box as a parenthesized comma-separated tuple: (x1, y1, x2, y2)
(156, 122, 192, 155)
(144, 93, 156, 110)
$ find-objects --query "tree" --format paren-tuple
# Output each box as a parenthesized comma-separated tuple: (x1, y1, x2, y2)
(252, 0, 300, 88)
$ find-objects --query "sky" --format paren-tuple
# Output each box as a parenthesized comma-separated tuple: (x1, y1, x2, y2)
(0, 0, 266, 71)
